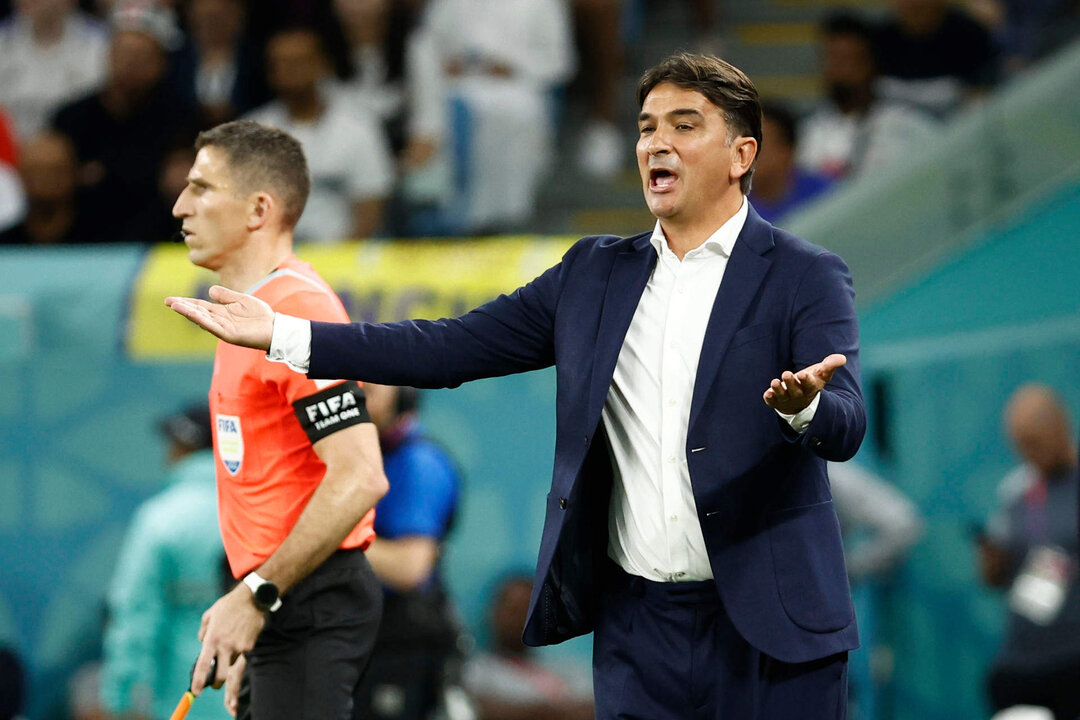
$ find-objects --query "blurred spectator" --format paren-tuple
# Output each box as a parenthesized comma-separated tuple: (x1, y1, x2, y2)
(875, 0, 999, 117)
(830, 460, 923, 720)
(797, 12, 938, 181)
(246, 26, 394, 241)
(977, 384, 1080, 720)
(125, 139, 194, 244)
(966, 0, 1080, 73)
(50, 2, 197, 243)
(100, 403, 231, 720)
(69, 660, 107, 720)
(0, 131, 88, 244)
(0, 106, 17, 166)
(572, 0, 625, 180)
(331, 0, 453, 233)
(0, 646, 26, 720)
(830, 461, 924, 582)
(748, 102, 832, 225)
(422, 0, 576, 234)
(354, 383, 469, 720)
(0, 0, 108, 142)
(464, 575, 593, 720)
(172, 0, 262, 127)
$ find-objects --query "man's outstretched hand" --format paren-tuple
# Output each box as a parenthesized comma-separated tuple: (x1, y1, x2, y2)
(166, 286, 275, 351)
(763, 353, 847, 415)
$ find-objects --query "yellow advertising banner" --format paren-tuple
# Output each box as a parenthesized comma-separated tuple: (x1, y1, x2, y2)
(126, 236, 577, 361)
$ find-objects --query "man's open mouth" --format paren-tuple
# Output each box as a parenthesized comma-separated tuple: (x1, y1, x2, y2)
(649, 168, 678, 190)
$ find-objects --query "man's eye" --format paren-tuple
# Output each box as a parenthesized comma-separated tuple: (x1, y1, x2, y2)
(639, 126, 654, 134)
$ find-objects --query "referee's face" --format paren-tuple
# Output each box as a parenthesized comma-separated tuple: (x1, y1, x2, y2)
(173, 146, 250, 271)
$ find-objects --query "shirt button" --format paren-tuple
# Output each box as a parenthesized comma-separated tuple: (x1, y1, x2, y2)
(669, 514, 678, 522)
(667, 456, 676, 464)
(667, 399, 677, 407)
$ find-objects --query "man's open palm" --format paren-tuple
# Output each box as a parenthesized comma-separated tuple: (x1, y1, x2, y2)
(165, 285, 275, 350)
(763, 353, 847, 415)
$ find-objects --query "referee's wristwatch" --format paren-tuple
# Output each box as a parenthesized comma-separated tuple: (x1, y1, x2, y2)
(242, 571, 282, 613)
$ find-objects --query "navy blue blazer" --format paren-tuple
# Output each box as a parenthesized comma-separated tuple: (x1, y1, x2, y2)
(308, 207, 865, 663)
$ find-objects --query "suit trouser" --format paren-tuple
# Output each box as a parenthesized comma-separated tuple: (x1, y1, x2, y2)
(593, 561, 847, 720)
(236, 548, 383, 720)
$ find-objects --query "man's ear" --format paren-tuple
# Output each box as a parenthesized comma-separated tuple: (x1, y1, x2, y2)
(247, 192, 274, 231)
(730, 136, 758, 182)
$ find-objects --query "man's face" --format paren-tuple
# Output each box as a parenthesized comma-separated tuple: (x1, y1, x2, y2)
(823, 35, 874, 92)
(636, 83, 742, 223)
(754, 115, 793, 186)
(266, 31, 324, 99)
(108, 30, 167, 95)
(20, 133, 76, 203)
(172, 146, 251, 271)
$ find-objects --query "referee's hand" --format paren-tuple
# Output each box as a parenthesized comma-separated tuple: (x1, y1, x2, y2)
(166, 285, 275, 351)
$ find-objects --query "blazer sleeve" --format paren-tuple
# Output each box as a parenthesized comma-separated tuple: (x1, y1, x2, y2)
(780, 250, 866, 461)
(308, 253, 568, 388)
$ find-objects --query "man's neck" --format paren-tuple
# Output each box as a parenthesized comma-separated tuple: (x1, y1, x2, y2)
(30, 12, 66, 45)
(284, 90, 324, 123)
(660, 193, 744, 260)
(216, 235, 294, 291)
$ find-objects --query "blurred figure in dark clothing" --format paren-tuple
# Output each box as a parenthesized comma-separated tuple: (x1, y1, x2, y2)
(978, 384, 1080, 720)
(0, 130, 89, 244)
(51, 2, 197, 243)
(172, 0, 262, 127)
(875, 0, 999, 116)
(748, 102, 832, 226)
(0, 645, 25, 720)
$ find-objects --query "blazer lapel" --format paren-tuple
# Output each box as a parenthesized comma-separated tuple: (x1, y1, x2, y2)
(587, 235, 656, 420)
(688, 210, 774, 430)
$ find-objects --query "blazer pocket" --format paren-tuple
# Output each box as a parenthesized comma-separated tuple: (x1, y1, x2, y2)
(728, 322, 777, 351)
(767, 500, 854, 633)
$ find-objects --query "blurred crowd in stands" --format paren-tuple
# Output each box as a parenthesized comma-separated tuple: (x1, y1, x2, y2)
(0, 0, 1077, 246)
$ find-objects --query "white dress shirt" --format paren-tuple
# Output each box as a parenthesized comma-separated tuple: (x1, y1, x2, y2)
(267, 198, 818, 583)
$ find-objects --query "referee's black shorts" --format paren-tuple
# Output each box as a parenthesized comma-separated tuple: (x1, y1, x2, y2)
(237, 548, 382, 720)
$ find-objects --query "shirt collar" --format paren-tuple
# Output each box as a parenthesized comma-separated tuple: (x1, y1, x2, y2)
(649, 196, 748, 260)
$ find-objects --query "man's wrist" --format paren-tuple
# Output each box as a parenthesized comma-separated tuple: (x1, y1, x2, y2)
(242, 570, 282, 612)
(266, 313, 312, 373)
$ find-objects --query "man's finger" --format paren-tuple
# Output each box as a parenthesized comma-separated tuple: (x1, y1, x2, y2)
(191, 644, 215, 696)
(208, 285, 248, 306)
(224, 654, 247, 718)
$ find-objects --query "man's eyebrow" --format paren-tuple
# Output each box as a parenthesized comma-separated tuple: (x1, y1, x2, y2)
(638, 108, 705, 124)
(186, 176, 213, 189)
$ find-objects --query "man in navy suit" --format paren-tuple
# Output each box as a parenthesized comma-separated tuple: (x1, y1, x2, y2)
(168, 53, 865, 719)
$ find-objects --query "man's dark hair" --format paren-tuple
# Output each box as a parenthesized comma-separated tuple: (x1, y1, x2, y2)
(822, 11, 875, 48)
(195, 120, 311, 229)
(637, 53, 762, 194)
(760, 102, 798, 150)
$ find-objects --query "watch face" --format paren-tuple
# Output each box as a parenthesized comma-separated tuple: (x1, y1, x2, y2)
(254, 582, 279, 610)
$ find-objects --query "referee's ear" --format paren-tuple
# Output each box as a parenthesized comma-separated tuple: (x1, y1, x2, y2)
(246, 191, 275, 232)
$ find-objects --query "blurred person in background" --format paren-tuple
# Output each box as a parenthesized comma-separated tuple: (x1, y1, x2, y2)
(571, 0, 625, 181)
(50, 1, 196, 243)
(0, 106, 17, 166)
(0, 130, 86, 244)
(354, 384, 468, 720)
(828, 460, 924, 720)
(246, 26, 394, 242)
(464, 575, 593, 720)
(798, 12, 938, 181)
(172, 0, 262, 128)
(421, 0, 575, 234)
(331, 0, 452, 236)
(0, 0, 108, 142)
(125, 138, 196, 244)
(0, 106, 24, 234)
(0, 646, 26, 720)
(875, 0, 999, 117)
(977, 384, 1080, 720)
(100, 403, 231, 720)
(748, 102, 832, 226)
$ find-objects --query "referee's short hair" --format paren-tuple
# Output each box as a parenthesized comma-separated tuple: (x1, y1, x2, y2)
(195, 120, 311, 230)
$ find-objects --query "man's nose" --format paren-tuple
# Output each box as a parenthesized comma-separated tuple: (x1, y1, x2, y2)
(172, 188, 189, 218)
